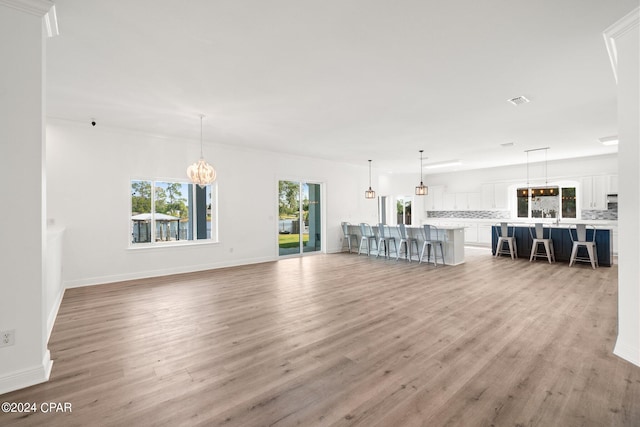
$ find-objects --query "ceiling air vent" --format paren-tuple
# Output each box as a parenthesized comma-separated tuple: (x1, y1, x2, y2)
(507, 96, 530, 106)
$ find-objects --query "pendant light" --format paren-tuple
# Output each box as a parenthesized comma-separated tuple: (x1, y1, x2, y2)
(365, 160, 376, 199)
(525, 147, 552, 195)
(187, 114, 217, 188)
(415, 150, 428, 196)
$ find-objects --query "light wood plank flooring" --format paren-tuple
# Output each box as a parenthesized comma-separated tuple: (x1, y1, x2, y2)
(2, 248, 640, 426)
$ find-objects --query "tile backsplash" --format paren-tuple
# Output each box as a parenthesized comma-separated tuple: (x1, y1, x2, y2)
(426, 209, 618, 221)
(581, 209, 618, 220)
(427, 210, 511, 219)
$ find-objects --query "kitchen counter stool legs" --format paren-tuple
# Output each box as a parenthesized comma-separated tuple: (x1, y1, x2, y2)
(529, 223, 555, 263)
(358, 223, 377, 256)
(495, 222, 518, 259)
(569, 224, 598, 269)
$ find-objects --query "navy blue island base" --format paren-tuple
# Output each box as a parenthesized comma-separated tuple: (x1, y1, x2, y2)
(491, 225, 612, 267)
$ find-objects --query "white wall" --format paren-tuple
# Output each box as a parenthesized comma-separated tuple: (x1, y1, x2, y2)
(611, 9, 640, 366)
(0, 3, 52, 394)
(46, 120, 379, 288)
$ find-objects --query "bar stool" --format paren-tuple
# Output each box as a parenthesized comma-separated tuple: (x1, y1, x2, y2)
(341, 222, 357, 253)
(529, 223, 555, 263)
(358, 223, 377, 256)
(569, 224, 598, 269)
(376, 223, 398, 259)
(396, 223, 419, 262)
(495, 222, 518, 259)
(419, 224, 445, 266)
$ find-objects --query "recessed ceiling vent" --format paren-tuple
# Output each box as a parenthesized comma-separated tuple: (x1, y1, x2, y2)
(507, 96, 530, 106)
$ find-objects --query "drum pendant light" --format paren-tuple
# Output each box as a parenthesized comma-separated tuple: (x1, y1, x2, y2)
(365, 160, 376, 199)
(415, 150, 428, 196)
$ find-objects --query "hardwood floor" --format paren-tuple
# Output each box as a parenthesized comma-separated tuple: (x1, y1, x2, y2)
(2, 248, 640, 426)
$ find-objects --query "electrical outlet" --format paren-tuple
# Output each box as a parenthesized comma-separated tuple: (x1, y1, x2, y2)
(0, 330, 15, 347)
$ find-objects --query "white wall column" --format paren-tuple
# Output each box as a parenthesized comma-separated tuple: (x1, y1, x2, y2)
(605, 8, 640, 366)
(0, 0, 54, 393)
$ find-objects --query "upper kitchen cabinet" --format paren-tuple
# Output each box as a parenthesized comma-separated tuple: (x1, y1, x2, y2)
(443, 192, 456, 210)
(580, 175, 617, 210)
(455, 192, 482, 210)
(424, 185, 444, 211)
(608, 175, 619, 194)
(481, 183, 509, 210)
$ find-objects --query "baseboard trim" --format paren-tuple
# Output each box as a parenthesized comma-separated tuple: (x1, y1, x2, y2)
(0, 351, 52, 396)
(613, 339, 640, 367)
(63, 256, 277, 288)
(47, 289, 65, 342)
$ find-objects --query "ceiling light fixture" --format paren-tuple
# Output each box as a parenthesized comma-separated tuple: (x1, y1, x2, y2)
(187, 115, 217, 188)
(423, 160, 462, 169)
(525, 147, 554, 196)
(415, 150, 428, 196)
(365, 160, 376, 199)
(599, 136, 619, 146)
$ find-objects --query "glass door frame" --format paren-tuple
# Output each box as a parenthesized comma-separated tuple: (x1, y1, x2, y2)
(277, 178, 324, 257)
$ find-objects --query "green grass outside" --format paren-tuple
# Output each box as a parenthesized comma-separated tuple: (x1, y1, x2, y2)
(278, 233, 308, 248)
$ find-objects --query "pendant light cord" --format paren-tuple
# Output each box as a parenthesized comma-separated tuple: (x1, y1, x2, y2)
(368, 160, 372, 188)
(545, 148, 548, 186)
(199, 114, 204, 158)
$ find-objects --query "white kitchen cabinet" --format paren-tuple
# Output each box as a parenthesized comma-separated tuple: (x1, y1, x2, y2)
(494, 183, 509, 209)
(482, 183, 510, 210)
(424, 185, 444, 211)
(581, 175, 607, 210)
(463, 223, 478, 243)
(477, 224, 493, 245)
(481, 184, 494, 209)
(468, 193, 482, 210)
(454, 192, 482, 210)
(455, 193, 467, 210)
(608, 174, 619, 194)
(443, 193, 456, 210)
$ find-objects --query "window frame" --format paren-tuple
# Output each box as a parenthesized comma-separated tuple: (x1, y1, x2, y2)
(515, 183, 577, 220)
(129, 177, 218, 248)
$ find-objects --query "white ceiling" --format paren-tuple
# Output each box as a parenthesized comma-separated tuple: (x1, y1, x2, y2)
(46, 0, 636, 174)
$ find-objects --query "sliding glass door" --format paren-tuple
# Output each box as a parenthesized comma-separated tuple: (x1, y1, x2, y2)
(278, 180, 322, 256)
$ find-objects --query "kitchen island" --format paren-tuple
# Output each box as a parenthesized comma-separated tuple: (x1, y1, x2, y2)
(491, 224, 613, 266)
(345, 223, 466, 265)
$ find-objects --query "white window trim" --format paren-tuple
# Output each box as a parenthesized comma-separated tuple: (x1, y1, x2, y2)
(129, 178, 218, 248)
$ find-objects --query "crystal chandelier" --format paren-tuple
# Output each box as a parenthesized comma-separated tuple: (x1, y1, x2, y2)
(187, 115, 216, 187)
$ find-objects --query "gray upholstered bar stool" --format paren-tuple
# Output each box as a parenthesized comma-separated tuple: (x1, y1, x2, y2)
(396, 223, 419, 262)
(569, 224, 598, 269)
(529, 223, 555, 263)
(358, 223, 377, 256)
(495, 222, 518, 259)
(340, 222, 357, 253)
(419, 224, 445, 266)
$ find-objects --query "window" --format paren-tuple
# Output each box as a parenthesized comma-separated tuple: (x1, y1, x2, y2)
(561, 187, 577, 218)
(516, 186, 576, 219)
(130, 179, 216, 245)
(396, 197, 412, 225)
